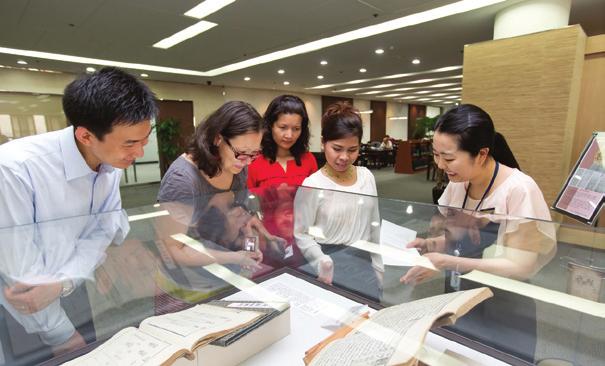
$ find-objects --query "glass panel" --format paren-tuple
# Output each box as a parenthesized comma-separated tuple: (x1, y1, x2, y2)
(0, 186, 603, 365)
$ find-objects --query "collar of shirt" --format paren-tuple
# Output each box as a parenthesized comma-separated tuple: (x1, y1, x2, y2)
(59, 126, 115, 181)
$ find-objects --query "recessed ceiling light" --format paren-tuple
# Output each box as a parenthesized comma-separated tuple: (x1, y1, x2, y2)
(412, 58, 421, 65)
(278, 69, 285, 74)
(359, 68, 367, 73)
(17, 60, 27, 65)
(317, 75, 324, 80)
(185, 0, 237, 19)
(86, 67, 96, 73)
(153, 20, 217, 49)
(140, 73, 149, 77)
(244, 76, 251, 81)
(320, 60, 328, 65)
(283, 81, 290, 85)
(27, 68, 39, 71)
(375, 49, 384, 54)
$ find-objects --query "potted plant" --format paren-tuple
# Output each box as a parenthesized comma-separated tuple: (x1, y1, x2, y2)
(156, 117, 181, 176)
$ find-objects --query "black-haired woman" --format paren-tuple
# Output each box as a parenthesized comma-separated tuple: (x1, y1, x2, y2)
(401, 104, 555, 363)
(247, 95, 317, 267)
(294, 102, 382, 301)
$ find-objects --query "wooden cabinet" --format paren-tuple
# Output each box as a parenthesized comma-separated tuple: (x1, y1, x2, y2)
(394, 140, 432, 174)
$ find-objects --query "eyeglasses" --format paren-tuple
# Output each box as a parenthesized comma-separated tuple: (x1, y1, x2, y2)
(223, 138, 261, 162)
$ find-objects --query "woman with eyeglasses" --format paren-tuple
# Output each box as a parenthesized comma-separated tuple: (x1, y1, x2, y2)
(154, 101, 267, 314)
(247, 95, 318, 267)
(294, 102, 383, 301)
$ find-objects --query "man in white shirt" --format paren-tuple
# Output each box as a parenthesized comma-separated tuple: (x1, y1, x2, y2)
(0, 67, 157, 355)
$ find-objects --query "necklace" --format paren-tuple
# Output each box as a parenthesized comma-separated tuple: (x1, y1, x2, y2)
(322, 164, 354, 182)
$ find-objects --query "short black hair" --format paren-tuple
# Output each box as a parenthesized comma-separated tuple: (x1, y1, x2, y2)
(62, 67, 158, 140)
(321, 102, 363, 143)
(262, 95, 311, 166)
(435, 104, 520, 169)
(187, 101, 263, 178)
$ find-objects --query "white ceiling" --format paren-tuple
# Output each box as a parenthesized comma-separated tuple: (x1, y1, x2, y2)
(0, 0, 603, 107)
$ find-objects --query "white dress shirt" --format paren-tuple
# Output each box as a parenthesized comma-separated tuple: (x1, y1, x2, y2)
(0, 126, 123, 227)
(0, 126, 128, 346)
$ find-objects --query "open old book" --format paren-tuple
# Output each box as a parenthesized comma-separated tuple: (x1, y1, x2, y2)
(65, 300, 288, 366)
(304, 287, 493, 366)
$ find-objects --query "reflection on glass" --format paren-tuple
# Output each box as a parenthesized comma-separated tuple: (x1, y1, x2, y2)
(0, 187, 603, 365)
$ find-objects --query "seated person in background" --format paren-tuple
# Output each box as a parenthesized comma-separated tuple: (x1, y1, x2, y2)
(156, 102, 283, 313)
(0, 67, 156, 356)
(380, 135, 393, 150)
(248, 95, 317, 267)
(400, 103, 555, 363)
(294, 102, 383, 301)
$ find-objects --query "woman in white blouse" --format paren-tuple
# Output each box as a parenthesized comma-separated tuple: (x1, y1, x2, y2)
(294, 102, 382, 300)
(401, 104, 555, 363)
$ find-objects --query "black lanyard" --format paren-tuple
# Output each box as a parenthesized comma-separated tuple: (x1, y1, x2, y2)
(462, 161, 499, 211)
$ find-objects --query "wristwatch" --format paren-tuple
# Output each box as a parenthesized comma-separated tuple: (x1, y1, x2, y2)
(60, 279, 75, 298)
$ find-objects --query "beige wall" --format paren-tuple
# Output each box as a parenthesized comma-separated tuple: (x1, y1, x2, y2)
(0, 68, 326, 151)
(461, 25, 587, 203)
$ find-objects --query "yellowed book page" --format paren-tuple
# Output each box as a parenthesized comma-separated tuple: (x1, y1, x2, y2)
(460, 270, 605, 318)
(140, 304, 263, 350)
(63, 327, 180, 366)
(308, 289, 492, 366)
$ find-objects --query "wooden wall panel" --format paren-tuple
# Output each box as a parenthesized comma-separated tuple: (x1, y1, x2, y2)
(370, 100, 386, 141)
(461, 25, 586, 203)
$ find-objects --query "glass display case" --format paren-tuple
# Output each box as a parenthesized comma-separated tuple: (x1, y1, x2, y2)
(0, 186, 603, 366)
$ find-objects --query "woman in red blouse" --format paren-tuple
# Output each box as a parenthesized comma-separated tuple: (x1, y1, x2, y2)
(248, 95, 317, 189)
(248, 95, 317, 267)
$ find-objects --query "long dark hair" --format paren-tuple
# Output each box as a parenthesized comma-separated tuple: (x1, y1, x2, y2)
(321, 102, 363, 143)
(434, 104, 520, 169)
(187, 101, 263, 177)
(262, 95, 310, 166)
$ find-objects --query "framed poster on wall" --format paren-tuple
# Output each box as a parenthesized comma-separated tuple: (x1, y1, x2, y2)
(553, 132, 605, 225)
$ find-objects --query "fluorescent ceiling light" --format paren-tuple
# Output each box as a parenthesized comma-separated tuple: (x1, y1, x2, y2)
(389, 116, 408, 120)
(244, 76, 251, 81)
(0, 0, 500, 77)
(185, 0, 237, 19)
(359, 110, 373, 114)
(333, 88, 361, 92)
(445, 95, 461, 99)
(317, 75, 324, 79)
(399, 96, 416, 100)
(277, 69, 285, 74)
(375, 48, 384, 54)
(86, 67, 96, 73)
(0, 46, 209, 76)
(308, 65, 462, 89)
(283, 81, 290, 85)
(381, 93, 403, 97)
(416, 98, 430, 101)
(17, 60, 27, 65)
(359, 68, 367, 73)
(140, 73, 149, 77)
(412, 58, 421, 64)
(320, 60, 328, 65)
(356, 90, 383, 95)
(153, 20, 217, 49)
(204, 0, 504, 76)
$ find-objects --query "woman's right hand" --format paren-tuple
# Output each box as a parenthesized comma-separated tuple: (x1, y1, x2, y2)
(406, 237, 444, 254)
(317, 256, 334, 285)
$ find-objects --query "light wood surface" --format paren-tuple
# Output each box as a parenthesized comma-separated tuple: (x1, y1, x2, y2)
(461, 26, 587, 204)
